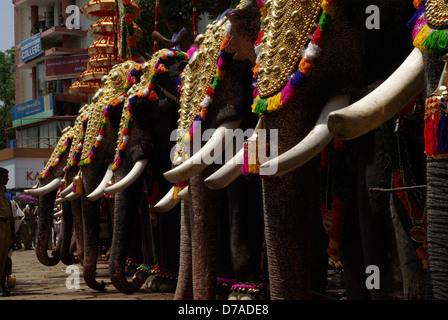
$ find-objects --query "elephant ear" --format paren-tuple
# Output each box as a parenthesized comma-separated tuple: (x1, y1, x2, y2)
(226, 0, 260, 43)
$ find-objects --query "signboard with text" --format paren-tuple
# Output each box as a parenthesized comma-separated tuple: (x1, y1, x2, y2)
(20, 33, 42, 63)
(46, 54, 89, 81)
(12, 94, 54, 127)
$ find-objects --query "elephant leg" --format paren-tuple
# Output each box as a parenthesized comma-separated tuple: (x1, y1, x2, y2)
(174, 200, 194, 300)
(389, 194, 426, 299)
(426, 158, 448, 299)
(151, 196, 181, 293)
(81, 195, 106, 291)
(35, 190, 60, 266)
(227, 175, 265, 299)
(339, 173, 371, 300)
(70, 197, 84, 266)
(357, 131, 404, 300)
(59, 201, 74, 265)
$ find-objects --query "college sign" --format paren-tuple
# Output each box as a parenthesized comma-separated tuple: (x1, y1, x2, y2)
(20, 33, 43, 63)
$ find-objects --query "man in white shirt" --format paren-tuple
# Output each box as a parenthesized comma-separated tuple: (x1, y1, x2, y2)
(200, 0, 231, 21)
(152, 13, 192, 52)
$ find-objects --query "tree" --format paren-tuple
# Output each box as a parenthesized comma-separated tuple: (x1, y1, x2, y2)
(0, 47, 15, 150)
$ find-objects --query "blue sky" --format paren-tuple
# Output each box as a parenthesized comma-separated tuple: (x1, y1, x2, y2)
(0, 1, 15, 52)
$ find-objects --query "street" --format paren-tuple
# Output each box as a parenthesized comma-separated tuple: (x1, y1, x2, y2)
(1, 248, 174, 300)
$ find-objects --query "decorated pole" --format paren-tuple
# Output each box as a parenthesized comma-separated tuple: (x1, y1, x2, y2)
(192, 0, 197, 44)
(154, 0, 159, 53)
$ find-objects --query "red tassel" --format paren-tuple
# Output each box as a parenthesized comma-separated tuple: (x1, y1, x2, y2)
(148, 91, 158, 100)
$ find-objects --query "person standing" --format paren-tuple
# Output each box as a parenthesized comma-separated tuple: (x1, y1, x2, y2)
(22, 204, 33, 250)
(199, 0, 231, 20)
(152, 1, 192, 52)
(0, 168, 15, 296)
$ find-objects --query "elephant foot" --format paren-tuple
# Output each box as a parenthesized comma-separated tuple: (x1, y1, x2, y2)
(125, 257, 141, 276)
(216, 278, 235, 300)
(150, 275, 178, 293)
(228, 283, 269, 300)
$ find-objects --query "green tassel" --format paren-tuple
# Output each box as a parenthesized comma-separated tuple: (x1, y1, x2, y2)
(423, 29, 448, 55)
(254, 99, 268, 115)
(319, 11, 332, 33)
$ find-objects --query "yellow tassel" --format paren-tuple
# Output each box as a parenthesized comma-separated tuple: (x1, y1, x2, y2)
(73, 172, 83, 195)
(413, 25, 433, 52)
(173, 186, 183, 199)
(266, 92, 283, 113)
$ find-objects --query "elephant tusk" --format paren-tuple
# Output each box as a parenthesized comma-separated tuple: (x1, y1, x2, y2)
(259, 94, 351, 177)
(24, 177, 62, 196)
(104, 159, 149, 195)
(64, 192, 81, 202)
(55, 196, 67, 205)
(86, 164, 114, 201)
(177, 186, 189, 201)
(327, 48, 425, 140)
(59, 182, 74, 198)
(153, 187, 181, 213)
(163, 120, 242, 183)
(204, 136, 246, 190)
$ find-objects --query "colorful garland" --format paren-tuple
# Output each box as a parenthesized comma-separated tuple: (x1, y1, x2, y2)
(64, 116, 89, 171)
(78, 65, 143, 168)
(111, 50, 189, 173)
(121, 0, 141, 61)
(251, 0, 335, 115)
(39, 134, 74, 180)
(410, 0, 448, 55)
(319, 139, 347, 268)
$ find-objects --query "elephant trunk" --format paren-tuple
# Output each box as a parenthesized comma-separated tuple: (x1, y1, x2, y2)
(81, 197, 106, 291)
(426, 158, 448, 299)
(59, 201, 74, 265)
(70, 197, 84, 265)
(109, 186, 146, 294)
(35, 190, 61, 266)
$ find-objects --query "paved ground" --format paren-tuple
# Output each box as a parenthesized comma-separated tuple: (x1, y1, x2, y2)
(1, 248, 174, 300)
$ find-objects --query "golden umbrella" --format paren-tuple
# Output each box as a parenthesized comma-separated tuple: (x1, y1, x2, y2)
(87, 52, 122, 69)
(78, 67, 110, 83)
(87, 36, 115, 55)
(84, 0, 117, 21)
(90, 16, 117, 37)
(68, 80, 101, 94)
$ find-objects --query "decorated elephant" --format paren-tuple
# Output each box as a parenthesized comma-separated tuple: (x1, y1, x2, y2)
(327, 0, 448, 300)
(158, 0, 269, 300)
(98, 49, 189, 294)
(164, 0, 426, 300)
(24, 104, 92, 267)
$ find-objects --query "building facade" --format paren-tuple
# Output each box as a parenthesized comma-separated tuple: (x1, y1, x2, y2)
(4, 0, 95, 191)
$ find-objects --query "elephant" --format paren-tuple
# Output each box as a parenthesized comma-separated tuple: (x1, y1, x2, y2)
(98, 49, 189, 294)
(157, 0, 268, 300)
(28, 60, 144, 291)
(327, 0, 448, 299)
(25, 104, 93, 268)
(164, 0, 424, 299)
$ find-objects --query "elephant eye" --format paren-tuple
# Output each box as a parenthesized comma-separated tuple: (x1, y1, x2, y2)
(426, 0, 448, 29)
